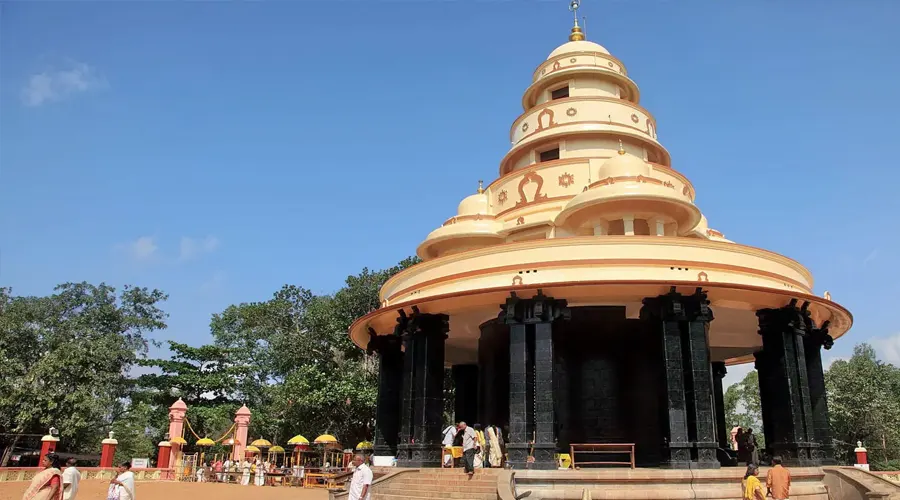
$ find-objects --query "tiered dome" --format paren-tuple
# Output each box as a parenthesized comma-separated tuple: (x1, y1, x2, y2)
(417, 29, 728, 260)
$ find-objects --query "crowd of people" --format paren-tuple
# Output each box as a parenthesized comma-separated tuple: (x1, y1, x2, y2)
(441, 421, 505, 477)
(22, 453, 133, 500)
(193, 457, 308, 486)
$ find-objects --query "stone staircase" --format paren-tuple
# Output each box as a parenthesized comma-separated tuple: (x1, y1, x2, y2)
(370, 468, 501, 500)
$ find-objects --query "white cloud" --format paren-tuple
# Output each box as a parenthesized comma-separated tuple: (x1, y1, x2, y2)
(117, 236, 158, 261)
(871, 332, 900, 365)
(179, 236, 220, 261)
(21, 60, 106, 107)
(723, 362, 755, 390)
(863, 248, 879, 266)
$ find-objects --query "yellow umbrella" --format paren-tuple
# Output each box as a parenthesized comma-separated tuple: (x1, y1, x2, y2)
(287, 435, 309, 445)
(196, 438, 215, 446)
(269, 445, 285, 453)
(356, 441, 373, 450)
(245, 445, 260, 453)
(170, 436, 188, 445)
(314, 434, 337, 444)
(250, 439, 272, 447)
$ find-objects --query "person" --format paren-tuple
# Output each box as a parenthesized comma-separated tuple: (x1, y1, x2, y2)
(441, 423, 457, 467)
(486, 425, 503, 469)
(746, 428, 759, 465)
(742, 463, 764, 500)
(458, 421, 478, 478)
(62, 458, 80, 500)
(22, 452, 62, 500)
(241, 459, 251, 486)
(766, 456, 791, 500)
(347, 454, 372, 500)
(107, 462, 136, 500)
(195, 462, 205, 483)
(214, 459, 223, 482)
(736, 428, 750, 464)
(473, 424, 486, 468)
(253, 458, 265, 486)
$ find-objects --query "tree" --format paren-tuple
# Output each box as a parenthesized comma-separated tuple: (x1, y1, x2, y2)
(135, 341, 249, 445)
(723, 370, 765, 448)
(0, 283, 167, 464)
(826, 343, 900, 465)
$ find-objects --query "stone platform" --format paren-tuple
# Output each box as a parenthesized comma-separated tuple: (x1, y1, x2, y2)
(330, 466, 838, 500)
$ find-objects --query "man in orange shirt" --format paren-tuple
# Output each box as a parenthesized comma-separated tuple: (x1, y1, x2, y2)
(766, 456, 791, 499)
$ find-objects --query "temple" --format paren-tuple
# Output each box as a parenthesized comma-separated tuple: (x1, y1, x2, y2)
(350, 11, 852, 470)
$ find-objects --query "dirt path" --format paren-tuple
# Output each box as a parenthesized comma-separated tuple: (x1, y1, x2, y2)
(0, 480, 331, 500)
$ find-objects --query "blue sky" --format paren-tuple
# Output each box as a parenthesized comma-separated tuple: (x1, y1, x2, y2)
(3, 1, 899, 386)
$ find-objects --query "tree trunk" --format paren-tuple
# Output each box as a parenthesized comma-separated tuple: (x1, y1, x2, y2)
(0, 434, 22, 467)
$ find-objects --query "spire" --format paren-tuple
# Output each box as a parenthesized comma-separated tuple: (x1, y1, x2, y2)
(617, 139, 626, 155)
(477, 180, 485, 194)
(568, 0, 585, 41)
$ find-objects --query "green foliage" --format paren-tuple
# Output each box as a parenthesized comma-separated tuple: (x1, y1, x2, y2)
(0, 283, 167, 459)
(723, 370, 765, 449)
(826, 343, 900, 463)
(871, 459, 900, 472)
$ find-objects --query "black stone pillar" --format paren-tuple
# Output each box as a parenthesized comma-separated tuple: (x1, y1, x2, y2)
(641, 287, 719, 469)
(452, 364, 479, 425)
(711, 362, 728, 450)
(501, 290, 569, 470)
(804, 319, 836, 464)
(368, 329, 404, 457)
(756, 300, 818, 466)
(397, 311, 416, 464)
(396, 307, 448, 467)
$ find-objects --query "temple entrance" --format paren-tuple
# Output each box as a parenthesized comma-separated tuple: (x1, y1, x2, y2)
(476, 306, 664, 467)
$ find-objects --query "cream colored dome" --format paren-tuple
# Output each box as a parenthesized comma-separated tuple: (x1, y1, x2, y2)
(598, 152, 650, 178)
(457, 192, 488, 216)
(548, 40, 610, 59)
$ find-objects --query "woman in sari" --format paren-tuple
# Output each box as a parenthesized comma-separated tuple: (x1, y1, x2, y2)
(741, 464, 764, 500)
(472, 424, 486, 468)
(486, 425, 503, 468)
(22, 453, 62, 500)
(107, 462, 136, 500)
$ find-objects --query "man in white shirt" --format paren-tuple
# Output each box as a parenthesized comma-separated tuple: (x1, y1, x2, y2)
(442, 424, 457, 466)
(62, 458, 80, 500)
(458, 421, 478, 478)
(348, 454, 373, 500)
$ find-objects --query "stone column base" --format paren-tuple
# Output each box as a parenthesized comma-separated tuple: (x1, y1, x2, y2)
(531, 443, 558, 470)
(506, 444, 531, 470)
(397, 443, 441, 468)
(771, 443, 819, 467)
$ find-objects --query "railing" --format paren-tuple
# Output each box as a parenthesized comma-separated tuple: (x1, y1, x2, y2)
(569, 443, 635, 469)
(0, 467, 174, 482)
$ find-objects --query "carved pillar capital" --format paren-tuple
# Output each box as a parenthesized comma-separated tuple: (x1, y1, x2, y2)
(712, 361, 728, 380)
(500, 290, 569, 325)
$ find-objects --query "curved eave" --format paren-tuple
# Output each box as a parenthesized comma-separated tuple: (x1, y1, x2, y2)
(499, 131, 672, 176)
(555, 192, 702, 234)
(522, 68, 640, 110)
(416, 225, 505, 260)
(350, 280, 852, 350)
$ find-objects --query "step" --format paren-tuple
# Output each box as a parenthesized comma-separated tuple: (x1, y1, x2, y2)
(374, 494, 496, 500)
(379, 482, 496, 493)
(390, 478, 497, 487)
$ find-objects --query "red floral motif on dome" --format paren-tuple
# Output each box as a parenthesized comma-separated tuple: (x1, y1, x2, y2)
(559, 173, 574, 188)
(497, 190, 508, 206)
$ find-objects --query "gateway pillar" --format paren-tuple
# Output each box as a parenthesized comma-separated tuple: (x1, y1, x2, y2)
(368, 328, 404, 459)
(756, 300, 818, 466)
(396, 308, 448, 467)
(803, 319, 836, 464)
(501, 290, 569, 470)
(641, 287, 719, 469)
(711, 362, 729, 450)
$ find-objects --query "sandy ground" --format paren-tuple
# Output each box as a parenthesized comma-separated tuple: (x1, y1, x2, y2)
(0, 480, 332, 500)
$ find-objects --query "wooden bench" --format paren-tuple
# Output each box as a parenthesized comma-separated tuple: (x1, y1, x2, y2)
(569, 443, 635, 469)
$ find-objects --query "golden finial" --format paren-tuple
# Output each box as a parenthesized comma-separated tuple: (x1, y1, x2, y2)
(568, 0, 585, 41)
(477, 180, 484, 194)
(617, 139, 626, 155)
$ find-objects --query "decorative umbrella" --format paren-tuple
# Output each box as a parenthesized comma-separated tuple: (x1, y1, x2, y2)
(269, 445, 285, 453)
(287, 435, 309, 446)
(245, 445, 260, 453)
(225, 437, 241, 461)
(355, 441, 373, 451)
(314, 435, 339, 467)
(170, 436, 188, 445)
(251, 439, 272, 448)
(195, 437, 214, 465)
